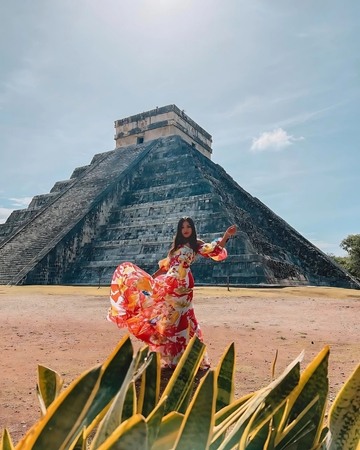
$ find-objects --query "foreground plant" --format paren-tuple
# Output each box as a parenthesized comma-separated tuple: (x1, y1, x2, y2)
(1, 335, 359, 450)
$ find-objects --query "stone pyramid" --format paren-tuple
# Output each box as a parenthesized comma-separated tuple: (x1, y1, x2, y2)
(0, 106, 358, 289)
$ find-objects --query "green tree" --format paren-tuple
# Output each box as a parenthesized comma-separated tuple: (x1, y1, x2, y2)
(340, 234, 360, 279)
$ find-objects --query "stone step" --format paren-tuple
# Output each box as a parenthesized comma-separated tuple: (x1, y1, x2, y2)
(0, 140, 157, 284)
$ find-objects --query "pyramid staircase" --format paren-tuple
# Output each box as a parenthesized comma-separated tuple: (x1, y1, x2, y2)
(0, 140, 158, 285)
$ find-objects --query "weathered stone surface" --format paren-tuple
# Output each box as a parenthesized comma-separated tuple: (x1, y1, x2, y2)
(0, 135, 359, 288)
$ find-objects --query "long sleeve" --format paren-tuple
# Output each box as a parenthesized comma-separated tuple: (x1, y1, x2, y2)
(158, 257, 170, 271)
(197, 238, 228, 261)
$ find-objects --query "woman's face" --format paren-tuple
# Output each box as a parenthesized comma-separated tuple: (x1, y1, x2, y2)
(181, 220, 193, 239)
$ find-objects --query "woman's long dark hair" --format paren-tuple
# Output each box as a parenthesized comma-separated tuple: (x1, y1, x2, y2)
(168, 217, 198, 255)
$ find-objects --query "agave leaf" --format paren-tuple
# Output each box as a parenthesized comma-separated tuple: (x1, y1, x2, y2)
(239, 402, 267, 450)
(133, 345, 150, 378)
(160, 335, 206, 415)
(90, 347, 150, 449)
(210, 394, 254, 450)
(218, 350, 306, 450)
(0, 429, 14, 450)
(137, 352, 161, 417)
(326, 363, 360, 450)
(214, 393, 254, 427)
(76, 335, 134, 432)
(121, 382, 136, 422)
(218, 394, 269, 450)
(151, 412, 184, 450)
(37, 365, 63, 410)
(146, 396, 167, 449)
(97, 414, 148, 450)
(215, 343, 235, 412)
(275, 396, 319, 450)
(245, 402, 288, 450)
(174, 370, 217, 450)
(15, 365, 102, 450)
(69, 428, 86, 450)
(17, 335, 134, 450)
(250, 350, 304, 433)
(278, 346, 329, 449)
(177, 381, 193, 415)
(36, 384, 47, 417)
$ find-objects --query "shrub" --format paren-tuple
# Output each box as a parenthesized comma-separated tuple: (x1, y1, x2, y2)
(1, 335, 359, 450)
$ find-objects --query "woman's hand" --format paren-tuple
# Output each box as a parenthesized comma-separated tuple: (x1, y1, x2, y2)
(218, 225, 237, 248)
(225, 225, 237, 237)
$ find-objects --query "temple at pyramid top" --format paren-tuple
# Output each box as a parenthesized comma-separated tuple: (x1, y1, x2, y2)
(114, 104, 213, 159)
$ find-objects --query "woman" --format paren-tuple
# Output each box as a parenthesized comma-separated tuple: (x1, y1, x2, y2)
(108, 217, 237, 369)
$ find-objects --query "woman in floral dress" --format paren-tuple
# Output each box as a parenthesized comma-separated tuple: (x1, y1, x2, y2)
(107, 217, 237, 369)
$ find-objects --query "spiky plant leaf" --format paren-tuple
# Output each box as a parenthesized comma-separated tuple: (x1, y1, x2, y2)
(216, 343, 235, 413)
(160, 335, 206, 415)
(137, 351, 160, 417)
(97, 414, 148, 450)
(174, 370, 216, 450)
(37, 365, 63, 411)
(121, 382, 136, 422)
(90, 347, 151, 449)
(70, 428, 86, 450)
(326, 364, 360, 450)
(152, 412, 184, 450)
(15, 365, 102, 450)
(218, 350, 305, 450)
(277, 346, 329, 449)
(0, 429, 14, 450)
(146, 397, 167, 449)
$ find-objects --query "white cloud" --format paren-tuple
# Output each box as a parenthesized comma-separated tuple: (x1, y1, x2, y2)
(251, 128, 303, 152)
(8, 197, 33, 207)
(0, 207, 14, 224)
(0, 197, 32, 224)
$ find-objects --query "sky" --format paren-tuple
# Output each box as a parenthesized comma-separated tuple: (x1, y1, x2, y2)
(1, 0, 359, 256)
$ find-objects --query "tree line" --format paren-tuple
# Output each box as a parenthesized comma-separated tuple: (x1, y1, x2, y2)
(327, 234, 360, 279)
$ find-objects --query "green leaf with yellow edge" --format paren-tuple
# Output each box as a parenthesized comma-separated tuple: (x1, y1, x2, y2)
(152, 412, 184, 450)
(218, 350, 305, 450)
(250, 350, 304, 433)
(121, 382, 136, 422)
(0, 429, 14, 450)
(211, 395, 253, 445)
(16, 365, 102, 450)
(137, 351, 160, 417)
(146, 397, 167, 449)
(70, 428, 86, 450)
(326, 363, 360, 450)
(177, 381, 193, 415)
(214, 392, 254, 427)
(16, 335, 134, 450)
(274, 396, 319, 450)
(76, 335, 134, 432)
(210, 393, 254, 450)
(37, 365, 63, 411)
(245, 402, 287, 450)
(90, 346, 153, 449)
(276, 346, 329, 450)
(216, 342, 235, 412)
(160, 335, 206, 415)
(97, 414, 148, 450)
(174, 370, 216, 450)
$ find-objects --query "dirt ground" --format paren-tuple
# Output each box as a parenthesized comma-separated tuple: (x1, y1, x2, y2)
(0, 285, 359, 445)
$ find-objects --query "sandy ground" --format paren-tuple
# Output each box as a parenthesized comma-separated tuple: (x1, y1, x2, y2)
(0, 285, 359, 445)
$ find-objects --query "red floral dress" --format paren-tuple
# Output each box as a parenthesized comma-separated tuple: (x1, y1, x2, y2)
(107, 239, 227, 369)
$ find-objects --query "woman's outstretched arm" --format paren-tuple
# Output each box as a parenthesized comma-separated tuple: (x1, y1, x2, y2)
(152, 268, 165, 278)
(217, 225, 237, 248)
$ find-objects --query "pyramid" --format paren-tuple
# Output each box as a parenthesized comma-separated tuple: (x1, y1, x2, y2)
(0, 105, 358, 289)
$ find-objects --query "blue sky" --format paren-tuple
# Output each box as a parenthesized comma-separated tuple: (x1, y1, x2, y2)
(1, 0, 359, 255)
